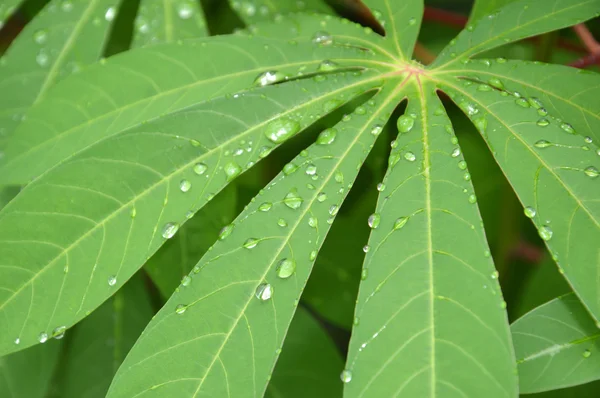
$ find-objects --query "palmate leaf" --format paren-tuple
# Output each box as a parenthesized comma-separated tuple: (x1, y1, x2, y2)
(468, 0, 519, 24)
(345, 81, 516, 397)
(512, 294, 600, 393)
(131, 0, 208, 47)
(0, 0, 118, 141)
(436, 75, 600, 322)
(228, 0, 333, 24)
(106, 82, 401, 397)
(0, 30, 381, 184)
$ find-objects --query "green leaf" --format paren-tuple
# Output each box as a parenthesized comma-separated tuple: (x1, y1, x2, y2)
(433, 0, 600, 69)
(0, 32, 384, 184)
(265, 307, 343, 398)
(131, 0, 208, 48)
(106, 83, 400, 397)
(145, 184, 238, 298)
(436, 75, 600, 322)
(512, 293, 600, 393)
(361, 0, 423, 60)
(228, 0, 333, 25)
(0, 0, 117, 141)
(0, 340, 62, 398)
(0, 71, 381, 357)
(468, 0, 519, 24)
(57, 274, 153, 398)
(345, 81, 517, 396)
(0, 0, 25, 30)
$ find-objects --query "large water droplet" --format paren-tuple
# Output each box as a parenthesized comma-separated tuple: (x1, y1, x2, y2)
(318, 60, 339, 72)
(255, 283, 273, 300)
(244, 238, 258, 249)
(108, 275, 117, 286)
(316, 128, 337, 145)
(404, 151, 416, 162)
(451, 148, 461, 158)
(515, 98, 530, 108)
(224, 161, 242, 181)
(363, 245, 370, 253)
(193, 163, 207, 175)
(368, 213, 380, 229)
(524, 206, 536, 218)
(259, 202, 273, 212)
(276, 259, 296, 278)
(584, 166, 599, 178)
(538, 225, 553, 241)
(254, 71, 282, 87)
(38, 332, 48, 343)
(371, 124, 383, 136)
(317, 192, 327, 202)
(313, 31, 332, 45)
(265, 118, 301, 144)
(528, 97, 543, 109)
(534, 139, 552, 148)
(340, 369, 352, 383)
(583, 349, 592, 358)
(468, 194, 477, 204)
(52, 326, 66, 340)
(458, 160, 467, 170)
(162, 222, 179, 239)
(397, 115, 414, 133)
(377, 183, 386, 192)
(175, 304, 187, 314)
(393, 217, 408, 230)
(179, 179, 191, 192)
(219, 224, 234, 240)
(283, 190, 303, 210)
(283, 163, 298, 175)
(560, 122, 575, 134)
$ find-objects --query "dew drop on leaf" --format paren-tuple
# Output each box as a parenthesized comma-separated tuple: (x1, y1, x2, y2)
(515, 98, 530, 108)
(488, 78, 504, 89)
(179, 179, 191, 192)
(329, 205, 339, 216)
(363, 245, 370, 253)
(244, 238, 259, 249)
(193, 162, 207, 175)
(528, 97, 543, 109)
(316, 128, 337, 145)
(224, 161, 242, 181)
(14, 338, 20, 345)
(52, 326, 66, 340)
(276, 259, 296, 278)
(278, 218, 288, 227)
(162, 222, 179, 239)
(313, 31, 332, 45)
(308, 217, 318, 228)
(368, 213, 380, 229)
(317, 192, 327, 202)
(39, 332, 48, 343)
(318, 60, 339, 72)
(583, 349, 592, 358)
(534, 139, 552, 148)
(524, 206, 536, 218)
(393, 217, 408, 230)
(584, 166, 599, 178)
(361, 269, 368, 280)
(536, 118, 550, 127)
(560, 122, 575, 134)
(283, 163, 298, 175)
(371, 124, 383, 136)
(177, 3, 193, 19)
(377, 183, 385, 192)
(255, 283, 273, 300)
(33, 29, 47, 44)
(538, 225, 553, 241)
(259, 202, 272, 212)
(219, 224, 234, 240)
(468, 194, 477, 204)
(404, 151, 416, 162)
(175, 304, 187, 315)
(397, 115, 414, 133)
(305, 164, 317, 176)
(340, 369, 352, 383)
(105, 6, 116, 21)
(451, 148, 461, 157)
(283, 190, 303, 210)
(108, 275, 117, 286)
(264, 118, 301, 144)
(181, 275, 191, 287)
(458, 160, 467, 170)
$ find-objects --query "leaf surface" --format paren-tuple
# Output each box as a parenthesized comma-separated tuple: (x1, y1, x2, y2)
(468, 0, 519, 24)
(132, 0, 208, 48)
(0, 32, 385, 184)
(345, 80, 517, 397)
(512, 294, 600, 393)
(0, 0, 24, 28)
(437, 76, 600, 322)
(58, 274, 153, 398)
(228, 0, 332, 24)
(0, 71, 381, 357)
(0, 0, 117, 141)
(106, 82, 401, 398)
(265, 307, 343, 398)
(433, 0, 600, 68)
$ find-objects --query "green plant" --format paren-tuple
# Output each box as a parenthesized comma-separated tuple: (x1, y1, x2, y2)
(1, 0, 599, 396)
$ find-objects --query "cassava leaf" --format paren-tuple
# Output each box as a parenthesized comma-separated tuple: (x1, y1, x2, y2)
(0, 31, 385, 184)
(433, 0, 600, 69)
(105, 83, 400, 398)
(131, 0, 208, 48)
(468, 0, 519, 25)
(57, 274, 153, 398)
(345, 81, 517, 397)
(228, 0, 333, 25)
(0, 0, 118, 141)
(0, 340, 62, 398)
(436, 74, 600, 322)
(265, 307, 343, 398)
(512, 293, 600, 393)
(0, 70, 381, 357)
(0, 0, 24, 29)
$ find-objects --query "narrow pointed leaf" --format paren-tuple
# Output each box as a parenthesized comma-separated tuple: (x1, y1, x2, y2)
(0, 340, 62, 398)
(361, 0, 423, 60)
(0, 0, 118, 141)
(0, 33, 383, 184)
(0, 71, 380, 357)
(433, 0, 600, 69)
(512, 293, 600, 393)
(58, 275, 153, 398)
(228, 0, 332, 24)
(106, 84, 401, 398)
(468, 0, 519, 24)
(132, 0, 207, 48)
(438, 60, 600, 143)
(437, 77, 600, 321)
(0, 0, 24, 28)
(345, 82, 517, 397)
(266, 307, 343, 398)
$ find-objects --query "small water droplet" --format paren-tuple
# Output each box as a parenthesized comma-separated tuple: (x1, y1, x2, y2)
(500, 301, 507, 309)
(224, 161, 242, 181)
(255, 283, 273, 300)
(477, 84, 492, 92)
(108, 275, 117, 286)
(363, 245, 370, 253)
(52, 326, 66, 340)
(265, 118, 301, 144)
(468, 194, 477, 204)
(393, 217, 408, 230)
(179, 179, 191, 192)
(308, 217, 318, 228)
(488, 78, 504, 89)
(584, 136, 593, 144)
(219, 224, 234, 240)
(283, 190, 303, 210)
(458, 160, 467, 170)
(244, 238, 259, 249)
(329, 205, 339, 216)
(14, 338, 20, 345)
(162, 222, 179, 239)
(560, 122, 575, 134)
(316, 128, 337, 145)
(397, 115, 414, 133)
(473, 117, 487, 133)
(36, 50, 49, 67)
(583, 349, 592, 358)
(368, 213, 380, 229)
(334, 170, 344, 183)
(259, 202, 272, 212)
(404, 151, 416, 162)
(361, 269, 368, 280)
(278, 218, 288, 227)
(306, 164, 317, 176)
(536, 118, 550, 127)
(340, 369, 352, 383)
(515, 98, 530, 108)
(313, 31, 332, 45)
(534, 139, 552, 149)
(181, 275, 191, 287)
(254, 71, 281, 86)
(318, 60, 339, 72)
(33, 29, 47, 44)
(175, 304, 187, 314)
(276, 259, 296, 278)
(177, 3, 193, 19)
(451, 148, 461, 158)
(371, 124, 383, 136)
(105, 6, 116, 21)
(538, 225, 553, 241)
(283, 163, 298, 175)
(310, 250, 317, 260)
(584, 166, 599, 178)
(38, 332, 48, 343)
(528, 97, 543, 109)
(463, 172, 471, 181)
(524, 206, 536, 218)
(376, 183, 385, 192)
(460, 101, 479, 116)
(317, 192, 327, 202)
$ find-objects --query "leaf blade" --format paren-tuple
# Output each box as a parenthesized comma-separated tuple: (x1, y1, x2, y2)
(229, 0, 333, 24)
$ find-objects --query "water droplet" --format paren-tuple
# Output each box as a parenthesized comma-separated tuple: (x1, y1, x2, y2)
(536, 118, 550, 127)
(244, 238, 259, 249)
(224, 161, 242, 181)
(179, 179, 191, 192)
(376, 183, 385, 192)
(105, 6, 116, 21)
(36, 50, 49, 67)
(308, 217, 318, 228)
(584, 136, 593, 144)
(488, 78, 504, 89)
(33, 29, 47, 44)
(363, 245, 370, 253)
(491, 271, 499, 280)
(353, 317, 360, 326)
(329, 205, 339, 216)
(255, 283, 273, 300)
(463, 172, 471, 181)
(538, 225, 553, 241)
(108, 275, 117, 286)
(175, 304, 187, 314)
(193, 163, 207, 175)
(524, 206, 536, 218)
(334, 170, 344, 183)
(368, 213, 380, 229)
(254, 71, 281, 86)
(177, 3, 193, 19)
(397, 115, 414, 133)
(219, 224, 234, 240)
(306, 164, 317, 176)
(38, 332, 48, 343)
(276, 259, 296, 278)
(259, 202, 272, 212)
(131, 208, 137, 218)
(284, 190, 303, 210)
(584, 166, 599, 178)
(500, 301, 507, 309)
(361, 269, 368, 280)
(317, 192, 327, 202)
(318, 60, 339, 72)
(460, 101, 479, 116)
(451, 148, 461, 158)
(283, 163, 298, 175)
(468, 194, 477, 204)
(515, 98, 530, 108)
(52, 326, 66, 340)
(265, 118, 301, 144)
(14, 338, 20, 345)
(340, 369, 352, 383)
(310, 250, 317, 260)
(583, 349, 592, 358)
(393, 217, 408, 230)
(458, 160, 467, 170)
(534, 139, 552, 149)
(371, 124, 383, 136)
(477, 84, 492, 92)
(259, 146, 273, 158)
(278, 218, 288, 227)
(181, 275, 191, 287)
(528, 97, 543, 109)
(316, 128, 337, 145)
(313, 31, 332, 45)
(404, 151, 416, 162)
(473, 117, 487, 133)
(162, 222, 179, 239)
(560, 123, 575, 134)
